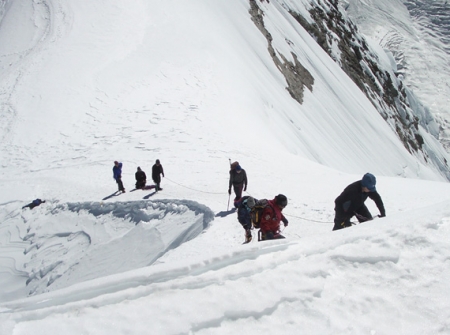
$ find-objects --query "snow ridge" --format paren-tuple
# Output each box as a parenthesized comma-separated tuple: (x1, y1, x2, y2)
(0, 199, 214, 299)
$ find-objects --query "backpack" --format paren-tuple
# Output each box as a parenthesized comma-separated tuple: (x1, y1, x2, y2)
(32, 199, 42, 206)
(251, 199, 270, 229)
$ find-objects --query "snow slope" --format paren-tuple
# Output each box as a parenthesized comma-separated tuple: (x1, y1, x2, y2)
(344, 0, 450, 149)
(0, 0, 446, 184)
(1, 0, 450, 334)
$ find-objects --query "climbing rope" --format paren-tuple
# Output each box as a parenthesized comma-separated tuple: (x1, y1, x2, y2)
(164, 177, 224, 194)
(165, 178, 334, 223)
(243, 191, 333, 224)
(283, 213, 333, 224)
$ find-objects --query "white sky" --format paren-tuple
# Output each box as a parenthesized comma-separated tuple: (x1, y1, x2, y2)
(1, 0, 450, 334)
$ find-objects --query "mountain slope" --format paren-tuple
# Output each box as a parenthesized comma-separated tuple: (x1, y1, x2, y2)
(344, 0, 450, 150)
(1, 1, 450, 334)
(0, 0, 448, 190)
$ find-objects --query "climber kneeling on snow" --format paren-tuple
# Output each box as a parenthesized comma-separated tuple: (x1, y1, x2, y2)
(259, 194, 289, 241)
(135, 166, 147, 189)
(333, 172, 386, 231)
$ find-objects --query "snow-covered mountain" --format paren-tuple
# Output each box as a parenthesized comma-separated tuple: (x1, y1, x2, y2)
(344, 0, 450, 150)
(1, 0, 449, 182)
(286, 0, 450, 178)
(1, 0, 450, 334)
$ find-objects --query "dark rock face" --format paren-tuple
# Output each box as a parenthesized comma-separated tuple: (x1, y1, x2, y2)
(249, 0, 314, 105)
(289, 1, 423, 152)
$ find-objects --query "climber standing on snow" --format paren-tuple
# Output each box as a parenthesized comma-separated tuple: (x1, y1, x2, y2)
(113, 161, 125, 193)
(228, 163, 248, 205)
(333, 172, 386, 231)
(152, 159, 164, 191)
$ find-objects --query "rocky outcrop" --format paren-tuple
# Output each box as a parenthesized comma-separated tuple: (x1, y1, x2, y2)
(289, 0, 426, 153)
(249, 0, 314, 105)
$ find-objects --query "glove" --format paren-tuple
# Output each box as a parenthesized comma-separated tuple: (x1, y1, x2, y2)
(282, 217, 288, 227)
(228, 188, 231, 195)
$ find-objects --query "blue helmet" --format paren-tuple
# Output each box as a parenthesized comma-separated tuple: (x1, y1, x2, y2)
(361, 173, 376, 192)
